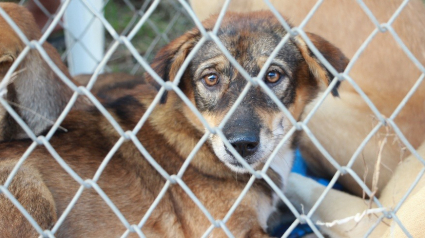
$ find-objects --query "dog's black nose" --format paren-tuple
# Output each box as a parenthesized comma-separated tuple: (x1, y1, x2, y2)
(228, 136, 259, 157)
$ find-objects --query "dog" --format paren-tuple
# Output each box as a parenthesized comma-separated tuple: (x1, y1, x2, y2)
(0, 3, 348, 237)
(190, 0, 425, 237)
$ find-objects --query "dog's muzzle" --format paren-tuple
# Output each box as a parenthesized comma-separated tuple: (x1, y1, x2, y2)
(222, 109, 262, 167)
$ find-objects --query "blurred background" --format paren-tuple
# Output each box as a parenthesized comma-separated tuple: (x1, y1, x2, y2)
(5, 0, 194, 75)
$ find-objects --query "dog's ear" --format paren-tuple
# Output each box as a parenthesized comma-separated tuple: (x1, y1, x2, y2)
(146, 29, 201, 103)
(295, 33, 349, 97)
(0, 53, 14, 76)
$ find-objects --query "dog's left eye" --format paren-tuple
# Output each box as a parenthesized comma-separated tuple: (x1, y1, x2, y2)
(265, 70, 282, 84)
(202, 73, 220, 87)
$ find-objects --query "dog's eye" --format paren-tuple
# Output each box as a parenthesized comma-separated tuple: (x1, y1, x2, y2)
(265, 70, 282, 84)
(203, 73, 219, 86)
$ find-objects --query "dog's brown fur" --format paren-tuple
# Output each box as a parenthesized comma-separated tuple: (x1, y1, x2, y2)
(190, 0, 425, 237)
(74, 73, 145, 103)
(0, 4, 348, 237)
(0, 3, 89, 142)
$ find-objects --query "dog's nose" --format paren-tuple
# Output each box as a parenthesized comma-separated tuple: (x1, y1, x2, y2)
(228, 136, 259, 157)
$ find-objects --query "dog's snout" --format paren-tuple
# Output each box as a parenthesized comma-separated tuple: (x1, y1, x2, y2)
(228, 135, 259, 157)
(222, 108, 261, 159)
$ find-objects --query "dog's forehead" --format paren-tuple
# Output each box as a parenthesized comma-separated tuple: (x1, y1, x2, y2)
(191, 20, 301, 70)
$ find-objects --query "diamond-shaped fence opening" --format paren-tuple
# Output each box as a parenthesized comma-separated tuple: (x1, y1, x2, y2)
(0, 0, 424, 237)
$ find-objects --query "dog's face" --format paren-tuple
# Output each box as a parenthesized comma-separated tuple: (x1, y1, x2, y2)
(148, 11, 348, 173)
(189, 32, 304, 173)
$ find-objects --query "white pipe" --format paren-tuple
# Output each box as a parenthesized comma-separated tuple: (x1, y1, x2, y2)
(63, 0, 104, 76)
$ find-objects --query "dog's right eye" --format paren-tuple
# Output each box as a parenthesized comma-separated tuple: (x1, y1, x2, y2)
(265, 70, 282, 84)
(202, 73, 219, 87)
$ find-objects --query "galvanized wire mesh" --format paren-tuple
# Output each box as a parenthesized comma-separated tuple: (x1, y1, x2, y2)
(0, 0, 424, 237)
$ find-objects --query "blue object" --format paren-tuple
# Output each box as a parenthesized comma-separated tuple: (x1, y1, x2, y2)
(291, 149, 309, 175)
(292, 149, 343, 190)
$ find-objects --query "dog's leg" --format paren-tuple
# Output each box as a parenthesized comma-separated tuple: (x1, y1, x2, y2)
(0, 160, 57, 237)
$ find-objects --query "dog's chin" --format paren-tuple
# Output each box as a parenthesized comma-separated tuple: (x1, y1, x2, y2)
(222, 158, 263, 174)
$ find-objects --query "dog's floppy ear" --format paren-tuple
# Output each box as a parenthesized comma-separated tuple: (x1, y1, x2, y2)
(0, 53, 14, 76)
(295, 33, 348, 97)
(146, 28, 201, 103)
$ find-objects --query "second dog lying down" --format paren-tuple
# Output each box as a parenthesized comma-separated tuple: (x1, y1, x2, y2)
(0, 3, 348, 237)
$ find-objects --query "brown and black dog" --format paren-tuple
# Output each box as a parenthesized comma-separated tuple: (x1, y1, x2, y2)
(0, 3, 348, 237)
(190, 0, 425, 237)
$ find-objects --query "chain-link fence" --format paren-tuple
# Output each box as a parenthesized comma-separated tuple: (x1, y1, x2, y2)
(0, 0, 424, 237)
